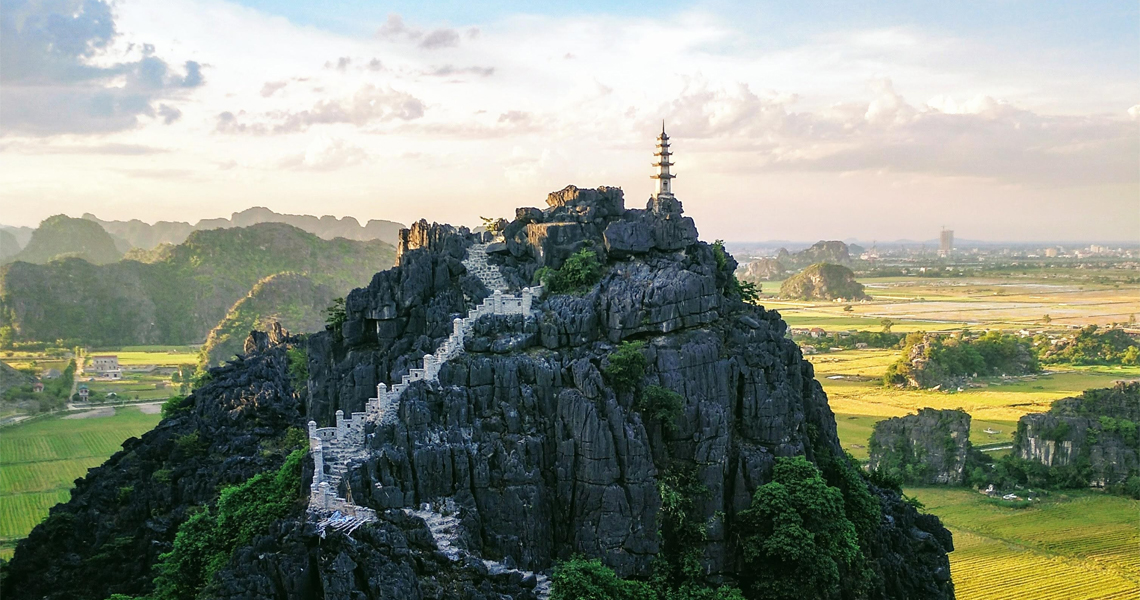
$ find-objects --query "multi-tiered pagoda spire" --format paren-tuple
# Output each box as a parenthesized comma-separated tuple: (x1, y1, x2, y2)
(651, 121, 675, 199)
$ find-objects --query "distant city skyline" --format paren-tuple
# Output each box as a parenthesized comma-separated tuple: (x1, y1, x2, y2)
(1, 0, 1137, 242)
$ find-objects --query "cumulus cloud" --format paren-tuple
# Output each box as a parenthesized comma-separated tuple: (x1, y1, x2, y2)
(279, 136, 368, 171)
(217, 85, 425, 134)
(0, 0, 203, 136)
(375, 13, 463, 49)
(260, 81, 288, 97)
(426, 65, 495, 77)
(157, 104, 182, 124)
(658, 78, 1137, 186)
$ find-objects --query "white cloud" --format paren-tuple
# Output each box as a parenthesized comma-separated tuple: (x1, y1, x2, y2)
(0, 0, 1134, 241)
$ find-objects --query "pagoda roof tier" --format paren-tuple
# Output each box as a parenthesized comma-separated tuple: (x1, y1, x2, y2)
(652, 160, 674, 167)
(650, 173, 676, 179)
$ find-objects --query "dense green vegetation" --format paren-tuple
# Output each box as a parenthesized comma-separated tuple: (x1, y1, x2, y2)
(551, 557, 655, 600)
(602, 341, 647, 392)
(884, 331, 1038, 388)
(535, 247, 604, 294)
(151, 448, 305, 600)
(0, 223, 395, 347)
(1037, 325, 1139, 365)
(5, 215, 123, 266)
(779, 263, 866, 301)
(736, 456, 874, 600)
(199, 272, 335, 366)
(637, 385, 683, 432)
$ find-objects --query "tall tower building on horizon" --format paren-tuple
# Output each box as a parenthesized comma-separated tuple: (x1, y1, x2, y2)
(651, 122, 675, 199)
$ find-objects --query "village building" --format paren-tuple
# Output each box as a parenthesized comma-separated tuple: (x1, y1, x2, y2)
(32, 382, 44, 393)
(87, 355, 122, 380)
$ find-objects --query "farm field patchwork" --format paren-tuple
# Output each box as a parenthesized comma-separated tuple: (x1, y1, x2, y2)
(907, 487, 1140, 600)
(0, 407, 161, 559)
(758, 275, 1140, 331)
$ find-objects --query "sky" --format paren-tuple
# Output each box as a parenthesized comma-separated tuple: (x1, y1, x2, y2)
(1, 0, 1137, 242)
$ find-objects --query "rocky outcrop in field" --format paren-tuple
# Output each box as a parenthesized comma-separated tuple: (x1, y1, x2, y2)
(1015, 382, 1140, 487)
(869, 409, 972, 485)
(779, 262, 866, 300)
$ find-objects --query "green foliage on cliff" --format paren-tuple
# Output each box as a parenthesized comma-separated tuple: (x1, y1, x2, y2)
(603, 341, 647, 392)
(535, 247, 603, 294)
(199, 272, 336, 366)
(551, 557, 656, 600)
(151, 448, 306, 600)
(7, 215, 123, 266)
(884, 331, 1038, 388)
(286, 346, 308, 389)
(779, 263, 866, 301)
(0, 223, 395, 347)
(736, 456, 872, 600)
(637, 385, 683, 432)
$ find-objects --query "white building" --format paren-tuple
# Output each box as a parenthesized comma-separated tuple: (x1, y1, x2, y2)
(87, 355, 122, 379)
(651, 122, 675, 198)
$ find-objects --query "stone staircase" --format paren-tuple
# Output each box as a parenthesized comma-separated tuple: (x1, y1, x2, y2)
(308, 242, 542, 522)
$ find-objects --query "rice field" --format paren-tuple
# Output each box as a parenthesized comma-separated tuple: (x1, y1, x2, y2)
(908, 487, 1140, 600)
(0, 407, 161, 559)
(759, 275, 1140, 331)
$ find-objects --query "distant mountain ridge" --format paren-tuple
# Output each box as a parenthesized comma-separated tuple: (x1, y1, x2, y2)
(0, 223, 396, 346)
(8, 215, 124, 265)
(81, 207, 405, 250)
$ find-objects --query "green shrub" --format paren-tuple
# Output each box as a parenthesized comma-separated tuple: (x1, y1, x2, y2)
(536, 248, 604, 294)
(551, 557, 655, 600)
(286, 346, 308, 389)
(152, 448, 305, 600)
(117, 486, 133, 503)
(736, 456, 871, 600)
(152, 469, 173, 484)
(638, 385, 683, 432)
(174, 432, 207, 457)
(161, 395, 189, 419)
(324, 297, 347, 333)
(603, 341, 647, 392)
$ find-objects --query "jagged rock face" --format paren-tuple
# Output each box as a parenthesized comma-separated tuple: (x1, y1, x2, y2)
(305, 187, 954, 596)
(6, 186, 954, 600)
(868, 409, 971, 485)
(1015, 383, 1140, 486)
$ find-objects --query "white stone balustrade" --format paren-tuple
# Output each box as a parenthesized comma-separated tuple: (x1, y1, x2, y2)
(308, 243, 543, 521)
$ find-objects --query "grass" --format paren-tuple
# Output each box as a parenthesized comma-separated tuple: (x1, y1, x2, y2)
(108, 349, 199, 367)
(906, 487, 1140, 600)
(0, 407, 161, 559)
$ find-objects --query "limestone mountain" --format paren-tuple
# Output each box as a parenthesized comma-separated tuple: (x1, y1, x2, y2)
(0, 229, 21, 261)
(4, 185, 954, 600)
(1015, 382, 1139, 487)
(869, 409, 972, 485)
(7, 215, 123, 265)
(777, 240, 853, 269)
(779, 262, 867, 300)
(199, 272, 339, 367)
(0, 223, 395, 346)
(736, 257, 785, 282)
(84, 206, 405, 250)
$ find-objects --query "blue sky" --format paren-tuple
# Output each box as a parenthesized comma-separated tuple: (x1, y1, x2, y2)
(0, 0, 1136, 241)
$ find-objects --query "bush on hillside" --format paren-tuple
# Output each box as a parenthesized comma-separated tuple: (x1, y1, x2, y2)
(603, 341, 647, 392)
(151, 448, 306, 600)
(736, 456, 872, 600)
(535, 248, 603, 294)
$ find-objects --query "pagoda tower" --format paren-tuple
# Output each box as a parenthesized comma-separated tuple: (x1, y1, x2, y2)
(651, 121, 675, 199)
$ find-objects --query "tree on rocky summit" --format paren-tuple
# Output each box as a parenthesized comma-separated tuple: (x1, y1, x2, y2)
(736, 456, 869, 600)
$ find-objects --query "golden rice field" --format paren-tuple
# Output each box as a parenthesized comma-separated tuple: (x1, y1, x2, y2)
(761, 276, 1140, 331)
(908, 488, 1140, 600)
